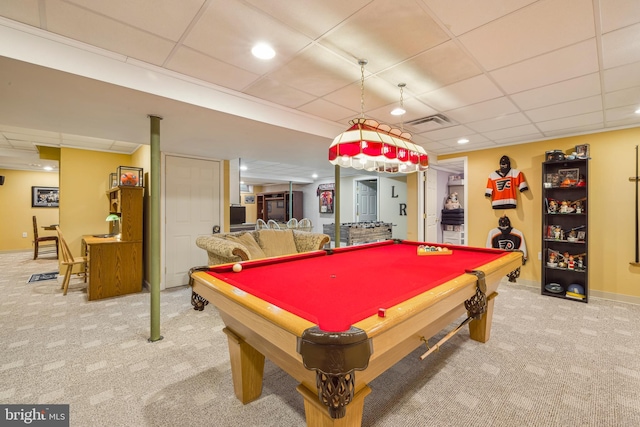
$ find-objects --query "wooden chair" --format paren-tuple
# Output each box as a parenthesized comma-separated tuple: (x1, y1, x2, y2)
(32, 216, 58, 260)
(55, 226, 87, 296)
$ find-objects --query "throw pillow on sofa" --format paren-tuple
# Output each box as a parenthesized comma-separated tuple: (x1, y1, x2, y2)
(257, 229, 298, 258)
(226, 233, 266, 260)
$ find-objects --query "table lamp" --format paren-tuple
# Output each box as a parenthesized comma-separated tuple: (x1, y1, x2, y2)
(105, 214, 121, 239)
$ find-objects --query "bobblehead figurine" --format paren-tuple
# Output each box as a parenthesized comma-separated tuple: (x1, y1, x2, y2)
(485, 155, 529, 209)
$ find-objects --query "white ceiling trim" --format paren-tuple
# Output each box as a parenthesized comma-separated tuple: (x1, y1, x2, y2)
(0, 17, 344, 140)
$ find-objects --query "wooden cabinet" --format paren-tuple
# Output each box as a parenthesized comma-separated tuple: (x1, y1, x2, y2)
(541, 159, 589, 302)
(108, 186, 143, 240)
(83, 237, 142, 301)
(256, 191, 303, 222)
(83, 186, 144, 301)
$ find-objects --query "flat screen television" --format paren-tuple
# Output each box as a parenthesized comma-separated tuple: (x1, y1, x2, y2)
(230, 205, 246, 225)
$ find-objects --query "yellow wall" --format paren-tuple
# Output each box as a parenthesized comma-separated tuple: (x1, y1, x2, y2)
(59, 148, 135, 257)
(132, 145, 151, 283)
(0, 169, 59, 252)
(440, 127, 640, 301)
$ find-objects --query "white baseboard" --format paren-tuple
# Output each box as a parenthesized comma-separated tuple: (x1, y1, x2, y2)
(504, 277, 640, 306)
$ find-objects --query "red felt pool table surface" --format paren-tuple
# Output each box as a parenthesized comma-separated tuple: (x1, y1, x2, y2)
(205, 240, 508, 332)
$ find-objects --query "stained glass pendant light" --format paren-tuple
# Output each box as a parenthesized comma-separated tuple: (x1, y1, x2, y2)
(328, 60, 428, 174)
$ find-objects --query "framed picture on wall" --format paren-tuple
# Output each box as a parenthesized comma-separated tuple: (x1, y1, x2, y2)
(32, 186, 59, 208)
(319, 190, 334, 213)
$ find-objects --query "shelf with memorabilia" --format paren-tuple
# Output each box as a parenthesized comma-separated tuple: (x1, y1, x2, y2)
(541, 158, 589, 302)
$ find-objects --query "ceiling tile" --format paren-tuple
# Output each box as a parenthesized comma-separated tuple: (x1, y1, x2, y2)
(6, 139, 39, 149)
(245, 0, 372, 40)
(445, 97, 519, 124)
(525, 96, 602, 122)
(377, 41, 482, 95)
(481, 124, 542, 140)
(421, 0, 537, 36)
(492, 133, 544, 145)
(0, 0, 40, 26)
(266, 45, 360, 97)
(444, 140, 496, 152)
(537, 111, 603, 132)
(605, 87, 640, 109)
(319, 0, 449, 73)
(323, 74, 399, 113)
(603, 62, 640, 92)
(3, 132, 60, 145)
(183, 0, 312, 75)
(418, 74, 503, 111)
(244, 77, 317, 108)
(459, 0, 595, 71)
(510, 73, 601, 110)
(490, 40, 599, 94)
(45, 0, 175, 66)
(366, 98, 438, 127)
(421, 140, 449, 153)
(297, 99, 358, 122)
(466, 113, 532, 133)
(599, 0, 640, 33)
(419, 124, 475, 141)
(601, 23, 640, 69)
(0, 125, 60, 138)
(605, 106, 640, 124)
(66, 0, 205, 41)
(166, 46, 260, 91)
(543, 123, 604, 137)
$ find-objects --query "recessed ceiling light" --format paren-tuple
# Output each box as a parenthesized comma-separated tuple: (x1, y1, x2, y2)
(251, 43, 275, 60)
(312, 173, 318, 179)
(43, 166, 53, 171)
(390, 107, 406, 116)
(240, 165, 248, 171)
(458, 138, 469, 144)
(635, 108, 640, 114)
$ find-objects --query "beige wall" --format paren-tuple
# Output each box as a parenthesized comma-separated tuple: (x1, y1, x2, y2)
(0, 169, 59, 252)
(440, 127, 640, 301)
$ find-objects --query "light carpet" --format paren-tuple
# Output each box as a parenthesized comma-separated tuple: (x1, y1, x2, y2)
(1, 251, 640, 426)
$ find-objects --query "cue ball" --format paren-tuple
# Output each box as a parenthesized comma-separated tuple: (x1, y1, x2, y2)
(232, 263, 242, 273)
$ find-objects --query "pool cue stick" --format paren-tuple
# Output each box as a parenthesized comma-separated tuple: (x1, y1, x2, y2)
(420, 317, 473, 360)
(632, 145, 639, 265)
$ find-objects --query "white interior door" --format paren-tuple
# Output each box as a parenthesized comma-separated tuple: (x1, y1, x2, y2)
(165, 155, 221, 288)
(425, 167, 438, 242)
(357, 179, 377, 222)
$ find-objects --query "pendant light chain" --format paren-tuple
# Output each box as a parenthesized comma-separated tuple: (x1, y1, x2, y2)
(358, 59, 368, 118)
(399, 83, 405, 131)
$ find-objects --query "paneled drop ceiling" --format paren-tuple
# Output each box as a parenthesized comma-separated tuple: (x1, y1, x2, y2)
(0, 0, 639, 183)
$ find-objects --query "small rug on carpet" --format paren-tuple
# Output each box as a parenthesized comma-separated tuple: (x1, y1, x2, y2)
(27, 272, 59, 283)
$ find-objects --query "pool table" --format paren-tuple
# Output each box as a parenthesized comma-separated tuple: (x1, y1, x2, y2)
(190, 240, 522, 427)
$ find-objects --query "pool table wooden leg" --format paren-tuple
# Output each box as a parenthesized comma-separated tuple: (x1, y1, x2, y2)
(297, 384, 371, 427)
(468, 291, 498, 343)
(223, 327, 265, 403)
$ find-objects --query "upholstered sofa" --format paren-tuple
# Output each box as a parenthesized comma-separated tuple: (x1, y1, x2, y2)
(195, 228, 330, 265)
